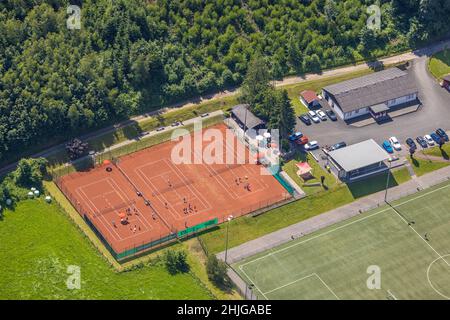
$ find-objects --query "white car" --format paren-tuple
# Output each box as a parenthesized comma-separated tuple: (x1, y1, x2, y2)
(389, 136, 402, 151)
(308, 110, 320, 123)
(424, 134, 436, 146)
(305, 141, 319, 150)
(317, 110, 327, 121)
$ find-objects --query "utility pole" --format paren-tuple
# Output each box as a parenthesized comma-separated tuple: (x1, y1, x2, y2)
(224, 215, 234, 264)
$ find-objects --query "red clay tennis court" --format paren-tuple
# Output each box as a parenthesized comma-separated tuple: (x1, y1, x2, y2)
(58, 124, 291, 260)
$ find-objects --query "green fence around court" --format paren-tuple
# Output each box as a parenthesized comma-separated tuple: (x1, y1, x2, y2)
(177, 218, 219, 238)
(273, 172, 295, 195)
(82, 212, 219, 261)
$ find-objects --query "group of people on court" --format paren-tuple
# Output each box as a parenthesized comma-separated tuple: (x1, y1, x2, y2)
(111, 206, 141, 234)
(235, 175, 252, 191)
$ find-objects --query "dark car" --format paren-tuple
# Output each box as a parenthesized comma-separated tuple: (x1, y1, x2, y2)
(416, 136, 428, 148)
(325, 110, 338, 121)
(406, 138, 417, 149)
(436, 128, 449, 142)
(331, 141, 347, 151)
(299, 114, 312, 125)
(156, 127, 165, 132)
(431, 132, 443, 144)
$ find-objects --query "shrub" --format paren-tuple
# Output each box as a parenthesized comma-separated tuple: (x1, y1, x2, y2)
(206, 254, 231, 288)
(164, 250, 189, 275)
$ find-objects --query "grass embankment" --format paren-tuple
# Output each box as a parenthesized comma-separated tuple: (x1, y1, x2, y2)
(409, 156, 450, 176)
(46, 96, 238, 169)
(40, 181, 241, 300)
(201, 164, 411, 254)
(50, 113, 225, 177)
(428, 49, 450, 80)
(0, 198, 213, 299)
(423, 144, 450, 159)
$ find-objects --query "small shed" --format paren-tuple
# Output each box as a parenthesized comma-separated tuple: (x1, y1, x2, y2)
(300, 90, 320, 109)
(296, 162, 313, 179)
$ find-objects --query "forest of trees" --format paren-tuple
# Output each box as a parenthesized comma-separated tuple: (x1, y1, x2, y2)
(1, 0, 450, 162)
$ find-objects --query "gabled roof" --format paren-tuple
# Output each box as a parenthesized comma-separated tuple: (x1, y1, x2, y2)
(323, 68, 418, 113)
(231, 104, 265, 129)
(300, 90, 319, 104)
(328, 139, 389, 172)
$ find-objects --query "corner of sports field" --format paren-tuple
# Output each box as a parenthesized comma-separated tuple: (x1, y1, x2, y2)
(233, 180, 450, 300)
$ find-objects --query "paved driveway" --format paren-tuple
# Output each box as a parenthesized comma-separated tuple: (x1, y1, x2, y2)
(295, 57, 450, 149)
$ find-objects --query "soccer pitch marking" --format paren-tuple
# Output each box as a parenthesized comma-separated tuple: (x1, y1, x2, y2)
(262, 273, 340, 300)
(238, 182, 450, 299)
(427, 254, 450, 300)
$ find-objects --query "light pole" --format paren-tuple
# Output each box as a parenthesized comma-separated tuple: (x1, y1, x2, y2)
(384, 161, 393, 203)
(248, 283, 255, 300)
(224, 215, 234, 264)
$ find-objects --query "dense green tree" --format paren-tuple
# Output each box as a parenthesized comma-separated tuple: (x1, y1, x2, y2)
(206, 254, 230, 288)
(0, 0, 449, 164)
(14, 158, 48, 188)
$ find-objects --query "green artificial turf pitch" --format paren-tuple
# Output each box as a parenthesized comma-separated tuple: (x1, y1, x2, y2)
(234, 181, 450, 300)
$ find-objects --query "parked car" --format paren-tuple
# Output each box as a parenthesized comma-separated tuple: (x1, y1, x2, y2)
(436, 128, 449, 142)
(296, 136, 309, 145)
(424, 134, 436, 146)
(299, 114, 312, 125)
(331, 142, 347, 150)
(406, 138, 417, 150)
(156, 127, 165, 132)
(325, 109, 338, 121)
(308, 110, 320, 123)
(289, 132, 303, 141)
(382, 140, 394, 153)
(171, 121, 181, 127)
(200, 113, 210, 118)
(389, 136, 402, 151)
(305, 141, 319, 150)
(317, 110, 327, 121)
(416, 136, 428, 148)
(431, 132, 442, 144)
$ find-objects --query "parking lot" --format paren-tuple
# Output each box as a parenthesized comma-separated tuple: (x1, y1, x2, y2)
(295, 58, 450, 153)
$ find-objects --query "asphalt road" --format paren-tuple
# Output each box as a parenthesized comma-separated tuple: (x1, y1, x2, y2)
(295, 57, 450, 149)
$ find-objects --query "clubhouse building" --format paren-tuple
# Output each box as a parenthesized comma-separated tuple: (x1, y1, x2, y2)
(322, 68, 419, 121)
(327, 139, 390, 182)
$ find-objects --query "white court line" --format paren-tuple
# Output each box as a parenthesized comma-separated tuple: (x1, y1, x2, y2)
(390, 204, 450, 266)
(387, 290, 398, 300)
(223, 136, 267, 190)
(239, 265, 269, 300)
(76, 182, 123, 240)
(108, 178, 152, 230)
(136, 167, 191, 220)
(191, 147, 239, 199)
(164, 158, 212, 211)
(315, 274, 340, 300)
(239, 182, 450, 270)
(77, 178, 150, 241)
(263, 274, 316, 295)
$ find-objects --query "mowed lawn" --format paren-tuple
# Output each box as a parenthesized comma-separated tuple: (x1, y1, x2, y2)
(0, 200, 211, 300)
(428, 49, 450, 80)
(234, 181, 450, 300)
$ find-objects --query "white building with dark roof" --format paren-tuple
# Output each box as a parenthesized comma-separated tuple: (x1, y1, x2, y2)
(322, 68, 419, 121)
(327, 139, 390, 182)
